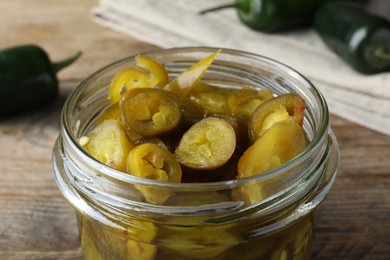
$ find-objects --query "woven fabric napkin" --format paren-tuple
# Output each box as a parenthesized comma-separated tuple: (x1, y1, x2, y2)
(91, 0, 390, 135)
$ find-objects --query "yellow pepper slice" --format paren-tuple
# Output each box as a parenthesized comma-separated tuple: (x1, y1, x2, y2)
(81, 119, 135, 172)
(227, 89, 273, 118)
(126, 143, 182, 204)
(97, 103, 121, 123)
(135, 54, 169, 88)
(127, 143, 182, 182)
(188, 82, 232, 115)
(109, 55, 169, 104)
(108, 67, 149, 104)
(248, 93, 306, 143)
(236, 120, 307, 204)
(164, 50, 220, 96)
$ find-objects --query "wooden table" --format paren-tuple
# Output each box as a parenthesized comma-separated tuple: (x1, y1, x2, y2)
(0, 0, 389, 259)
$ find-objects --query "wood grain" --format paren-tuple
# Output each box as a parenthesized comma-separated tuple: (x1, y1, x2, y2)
(0, 0, 389, 259)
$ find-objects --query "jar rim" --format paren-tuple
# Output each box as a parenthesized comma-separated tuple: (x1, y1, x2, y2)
(61, 46, 330, 189)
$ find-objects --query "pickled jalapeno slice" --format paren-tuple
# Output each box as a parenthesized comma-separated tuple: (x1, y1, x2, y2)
(80, 215, 157, 260)
(188, 83, 232, 115)
(160, 224, 239, 259)
(109, 54, 169, 104)
(109, 67, 149, 104)
(81, 119, 135, 172)
(249, 93, 306, 143)
(238, 120, 306, 178)
(164, 90, 205, 128)
(175, 117, 236, 170)
(135, 54, 169, 88)
(164, 50, 220, 96)
(211, 113, 250, 147)
(126, 143, 182, 182)
(98, 103, 121, 123)
(127, 143, 182, 204)
(227, 88, 273, 118)
(237, 120, 307, 203)
(133, 137, 169, 150)
(120, 88, 182, 137)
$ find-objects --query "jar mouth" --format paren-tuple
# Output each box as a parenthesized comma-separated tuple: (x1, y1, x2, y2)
(61, 47, 330, 190)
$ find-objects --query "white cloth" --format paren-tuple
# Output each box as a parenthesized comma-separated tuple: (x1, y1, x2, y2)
(91, 0, 390, 135)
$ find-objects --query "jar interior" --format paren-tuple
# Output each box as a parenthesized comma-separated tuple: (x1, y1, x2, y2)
(55, 47, 339, 260)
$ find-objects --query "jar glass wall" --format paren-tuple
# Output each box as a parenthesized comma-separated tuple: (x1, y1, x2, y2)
(52, 47, 339, 260)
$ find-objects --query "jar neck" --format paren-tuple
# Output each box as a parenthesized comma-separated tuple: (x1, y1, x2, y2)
(54, 124, 337, 226)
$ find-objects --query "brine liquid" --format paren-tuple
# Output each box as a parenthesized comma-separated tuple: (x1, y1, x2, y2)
(76, 211, 313, 260)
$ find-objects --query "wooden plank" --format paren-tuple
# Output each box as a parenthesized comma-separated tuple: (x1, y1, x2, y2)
(0, 250, 82, 260)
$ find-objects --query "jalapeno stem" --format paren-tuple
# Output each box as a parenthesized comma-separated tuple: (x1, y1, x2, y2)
(199, 4, 237, 15)
(52, 51, 82, 73)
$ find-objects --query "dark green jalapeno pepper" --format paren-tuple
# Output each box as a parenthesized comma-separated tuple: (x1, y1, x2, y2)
(314, 1, 390, 74)
(200, 0, 327, 32)
(0, 44, 81, 116)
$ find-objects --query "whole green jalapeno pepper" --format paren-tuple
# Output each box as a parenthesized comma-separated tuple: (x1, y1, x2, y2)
(0, 44, 81, 116)
(314, 1, 390, 74)
(200, 0, 328, 32)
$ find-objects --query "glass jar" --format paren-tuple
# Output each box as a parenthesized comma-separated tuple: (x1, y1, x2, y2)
(52, 47, 339, 260)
